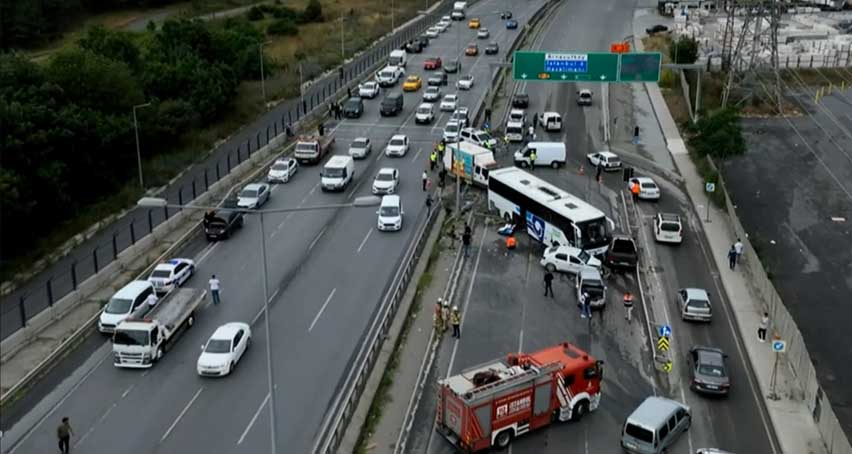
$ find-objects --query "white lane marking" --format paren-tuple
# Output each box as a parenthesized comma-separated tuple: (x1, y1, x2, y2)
(357, 228, 374, 253)
(196, 243, 219, 265)
(269, 287, 280, 302)
(411, 147, 425, 163)
(73, 382, 136, 448)
(237, 392, 270, 445)
(309, 288, 337, 332)
(7, 349, 112, 454)
(347, 178, 366, 200)
(160, 387, 204, 443)
(445, 222, 488, 376)
(679, 387, 695, 453)
(308, 226, 327, 252)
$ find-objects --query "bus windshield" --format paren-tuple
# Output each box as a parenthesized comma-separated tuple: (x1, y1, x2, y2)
(576, 217, 610, 249)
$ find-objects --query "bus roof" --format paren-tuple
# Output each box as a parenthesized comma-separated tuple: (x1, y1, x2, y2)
(489, 167, 606, 223)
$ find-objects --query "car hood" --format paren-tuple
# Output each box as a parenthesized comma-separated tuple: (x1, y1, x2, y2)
(268, 169, 287, 176)
(350, 147, 367, 153)
(695, 372, 729, 387)
(587, 256, 602, 268)
(237, 197, 257, 207)
(373, 180, 395, 189)
(100, 311, 129, 325)
(197, 352, 231, 368)
(378, 214, 402, 224)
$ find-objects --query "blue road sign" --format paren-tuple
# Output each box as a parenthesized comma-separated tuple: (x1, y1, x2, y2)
(772, 340, 787, 353)
(658, 324, 672, 338)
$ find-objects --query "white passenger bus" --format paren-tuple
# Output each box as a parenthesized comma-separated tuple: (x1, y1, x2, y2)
(488, 167, 613, 255)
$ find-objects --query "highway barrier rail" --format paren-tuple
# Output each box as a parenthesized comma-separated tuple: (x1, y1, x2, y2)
(0, 0, 457, 342)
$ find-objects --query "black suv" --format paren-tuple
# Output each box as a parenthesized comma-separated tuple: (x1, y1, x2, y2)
(342, 97, 364, 118)
(203, 199, 244, 241)
(604, 234, 638, 269)
(512, 93, 529, 108)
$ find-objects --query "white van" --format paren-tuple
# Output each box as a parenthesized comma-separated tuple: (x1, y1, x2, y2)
(389, 49, 407, 68)
(537, 112, 563, 131)
(377, 195, 404, 231)
(514, 142, 567, 169)
(622, 397, 691, 453)
(99, 280, 156, 333)
(321, 155, 355, 192)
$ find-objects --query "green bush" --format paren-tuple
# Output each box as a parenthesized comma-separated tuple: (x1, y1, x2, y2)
(267, 19, 298, 36)
(246, 6, 265, 21)
(686, 108, 746, 159)
(659, 68, 676, 88)
(670, 36, 699, 64)
(272, 6, 300, 20)
(299, 0, 324, 24)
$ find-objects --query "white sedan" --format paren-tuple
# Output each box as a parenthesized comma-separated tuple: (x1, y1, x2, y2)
(629, 177, 661, 200)
(425, 27, 440, 38)
(148, 258, 195, 295)
(348, 137, 372, 159)
(540, 245, 602, 274)
(440, 94, 459, 111)
(197, 322, 251, 377)
(358, 81, 380, 99)
(237, 183, 270, 209)
(586, 151, 622, 171)
(267, 157, 298, 183)
(385, 134, 410, 157)
(477, 28, 490, 39)
(372, 167, 400, 194)
(456, 75, 475, 90)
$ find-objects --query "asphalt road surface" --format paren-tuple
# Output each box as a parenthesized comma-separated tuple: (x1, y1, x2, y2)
(404, 0, 780, 452)
(721, 91, 852, 441)
(0, 0, 455, 341)
(0, 1, 545, 453)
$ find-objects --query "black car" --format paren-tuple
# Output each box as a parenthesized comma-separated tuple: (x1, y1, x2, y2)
(505, 19, 518, 29)
(427, 70, 448, 86)
(604, 234, 638, 269)
(511, 93, 529, 108)
(203, 202, 244, 241)
(342, 97, 364, 118)
(500, 11, 513, 19)
(444, 59, 460, 74)
(485, 42, 499, 55)
(405, 40, 423, 53)
(646, 24, 669, 35)
(416, 35, 430, 48)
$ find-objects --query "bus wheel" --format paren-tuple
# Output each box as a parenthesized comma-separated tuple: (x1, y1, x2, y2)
(494, 429, 514, 449)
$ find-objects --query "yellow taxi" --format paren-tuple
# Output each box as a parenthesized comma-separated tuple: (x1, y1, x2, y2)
(403, 75, 422, 92)
(468, 18, 481, 29)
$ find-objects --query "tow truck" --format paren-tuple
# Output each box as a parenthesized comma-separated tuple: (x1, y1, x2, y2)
(294, 135, 335, 165)
(436, 342, 603, 451)
(112, 288, 206, 368)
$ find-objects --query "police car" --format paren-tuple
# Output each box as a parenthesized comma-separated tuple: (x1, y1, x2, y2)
(148, 258, 196, 295)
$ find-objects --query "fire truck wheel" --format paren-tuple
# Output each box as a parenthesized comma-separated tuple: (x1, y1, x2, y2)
(571, 400, 590, 421)
(494, 429, 513, 449)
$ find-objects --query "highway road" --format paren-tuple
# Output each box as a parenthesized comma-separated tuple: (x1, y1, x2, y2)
(0, 0, 454, 341)
(0, 2, 547, 453)
(404, 0, 781, 452)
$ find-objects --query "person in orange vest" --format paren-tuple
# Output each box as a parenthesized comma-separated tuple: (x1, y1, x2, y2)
(630, 180, 640, 201)
(506, 235, 517, 249)
(623, 291, 635, 322)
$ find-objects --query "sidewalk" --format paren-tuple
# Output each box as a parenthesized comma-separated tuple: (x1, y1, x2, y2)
(632, 9, 830, 454)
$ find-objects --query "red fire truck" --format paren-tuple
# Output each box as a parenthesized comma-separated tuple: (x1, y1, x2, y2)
(436, 342, 603, 451)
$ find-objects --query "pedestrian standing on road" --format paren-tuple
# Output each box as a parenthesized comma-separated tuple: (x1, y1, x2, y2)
(727, 245, 738, 270)
(451, 306, 461, 338)
(426, 177, 433, 192)
(318, 121, 325, 137)
(439, 168, 446, 188)
(758, 312, 769, 342)
(632, 125, 640, 144)
(57, 417, 73, 454)
(422, 170, 428, 191)
(464, 223, 472, 236)
(285, 122, 293, 138)
(442, 300, 451, 332)
(532, 112, 539, 129)
(347, 87, 352, 99)
(430, 150, 438, 171)
(630, 180, 640, 201)
(426, 194, 433, 217)
(623, 291, 635, 322)
(544, 270, 554, 297)
(209, 274, 221, 305)
(529, 150, 537, 171)
(734, 238, 744, 263)
(434, 299, 444, 331)
(484, 108, 492, 123)
(528, 125, 535, 141)
(580, 291, 592, 319)
(462, 229, 472, 258)
(146, 292, 158, 308)
(335, 102, 342, 120)
(596, 162, 603, 181)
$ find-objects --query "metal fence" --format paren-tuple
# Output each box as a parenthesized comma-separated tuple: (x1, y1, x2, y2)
(1, 1, 450, 341)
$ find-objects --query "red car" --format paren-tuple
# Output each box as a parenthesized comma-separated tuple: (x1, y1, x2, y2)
(424, 57, 443, 70)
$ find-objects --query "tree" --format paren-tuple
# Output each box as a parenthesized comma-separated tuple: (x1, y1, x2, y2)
(78, 25, 141, 69)
(670, 36, 699, 64)
(300, 0, 323, 24)
(46, 48, 144, 113)
(686, 108, 746, 158)
(267, 19, 298, 36)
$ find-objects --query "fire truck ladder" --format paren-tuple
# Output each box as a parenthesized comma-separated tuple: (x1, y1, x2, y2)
(555, 372, 574, 422)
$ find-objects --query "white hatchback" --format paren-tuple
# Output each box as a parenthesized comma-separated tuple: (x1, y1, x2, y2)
(385, 134, 410, 157)
(629, 177, 661, 200)
(654, 213, 683, 244)
(377, 195, 404, 231)
(586, 151, 622, 171)
(540, 245, 602, 274)
(197, 322, 251, 377)
(456, 75, 474, 90)
(372, 168, 400, 195)
(440, 94, 459, 111)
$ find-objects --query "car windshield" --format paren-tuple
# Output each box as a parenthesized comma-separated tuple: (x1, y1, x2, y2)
(390, 139, 404, 146)
(641, 182, 658, 189)
(151, 270, 171, 279)
(578, 218, 610, 248)
(507, 125, 523, 134)
(689, 298, 711, 309)
(612, 239, 636, 253)
(578, 250, 591, 263)
(477, 132, 493, 141)
(272, 163, 288, 171)
(625, 423, 654, 443)
(352, 139, 368, 148)
(698, 363, 726, 377)
(380, 70, 394, 77)
(205, 339, 232, 353)
(418, 107, 431, 114)
(427, 87, 438, 93)
(376, 173, 395, 181)
(362, 83, 375, 90)
(446, 124, 459, 133)
(324, 168, 345, 178)
(380, 206, 400, 216)
(296, 143, 316, 152)
(660, 222, 680, 232)
(113, 329, 148, 346)
(105, 298, 133, 314)
(510, 113, 523, 121)
(407, 77, 418, 82)
(240, 189, 258, 198)
(345, 99, 360, 108)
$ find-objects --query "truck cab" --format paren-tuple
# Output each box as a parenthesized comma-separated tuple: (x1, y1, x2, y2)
(294, 135, 335, 165)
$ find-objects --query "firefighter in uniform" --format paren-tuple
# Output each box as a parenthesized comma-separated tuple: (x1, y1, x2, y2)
(434, 299, 444, 330)
(442, 300, 450, 332)
(451, 306, 461, 338)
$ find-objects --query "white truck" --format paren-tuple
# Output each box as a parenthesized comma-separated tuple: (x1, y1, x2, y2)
(453, 1, 468, 12)
(444, 141, 497, 187)
(294, 135, 335, 165)
(112, 288, 206, 368)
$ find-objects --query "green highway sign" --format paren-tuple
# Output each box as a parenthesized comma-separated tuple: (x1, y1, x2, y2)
(512, 51, 661, 83)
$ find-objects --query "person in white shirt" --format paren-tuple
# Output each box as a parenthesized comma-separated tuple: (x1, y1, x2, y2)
(209, 275, 221, 305)
(146, 293, 158, 308)
(734, 238, 744, 263)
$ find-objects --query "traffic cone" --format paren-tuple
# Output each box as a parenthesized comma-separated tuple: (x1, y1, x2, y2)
(579, 164, 585, 175)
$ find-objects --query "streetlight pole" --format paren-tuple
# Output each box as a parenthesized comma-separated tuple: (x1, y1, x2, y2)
(133, 102, 151, 190)
(392, 0, 395, 31)
(298, 60, 305, 113)
(136, 195, 381, 454)
(340, 14, 345, 60)
(260, 41, 271, 111)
